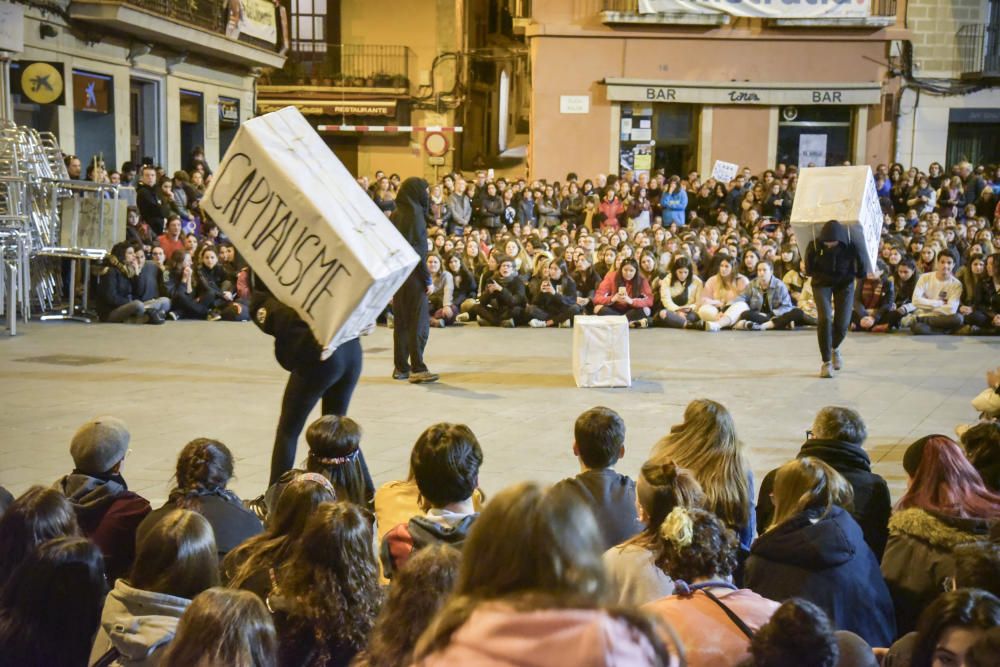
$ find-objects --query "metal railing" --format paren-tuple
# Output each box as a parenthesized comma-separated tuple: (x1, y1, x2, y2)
(262, 44, 411, 89)
(601, 0, 896, 16)
(958, 23, 1000, 77)
(120, 0, 281, 51)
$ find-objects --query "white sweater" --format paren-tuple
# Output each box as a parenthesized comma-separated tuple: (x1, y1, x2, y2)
(911, 272, 962, 316)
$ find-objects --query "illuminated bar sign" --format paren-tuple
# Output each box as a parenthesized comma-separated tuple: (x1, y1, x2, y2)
(604, 79, 882, 106)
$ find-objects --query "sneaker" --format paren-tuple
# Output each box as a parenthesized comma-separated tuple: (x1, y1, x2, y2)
(528, 318, 547, 328)
(146, 310, 165, 325)
(911, 322, 933, 335)
(167, 311, 180, 321)
(207, 310, 222, 322)
(392, 370, 410, 380)
(747, 322, 763, 331)
(832, 349, 843, 371)
(500, 318, 516, 328)
(820, 362, 834, 378)
(558, 320, 572, 328)
(408, 371, 439, 384)
(430, 317, 445, 328)
(455, 312, 471, 323)
(702, 320, 721, 332)
(386, 313, 395, 329)
(630, 318, 649, 329)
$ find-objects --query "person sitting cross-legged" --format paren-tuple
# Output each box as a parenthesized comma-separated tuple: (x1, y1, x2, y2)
(910, 250, 964, 334)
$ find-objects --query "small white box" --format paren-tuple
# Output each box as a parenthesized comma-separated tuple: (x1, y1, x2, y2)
(572, 316, 631, 388)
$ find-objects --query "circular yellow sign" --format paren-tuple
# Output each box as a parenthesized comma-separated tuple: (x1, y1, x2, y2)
(21, 62, 63, 105)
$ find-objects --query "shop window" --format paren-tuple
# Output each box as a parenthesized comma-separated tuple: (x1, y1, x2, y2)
(72, 69, 116, 173)
(619, 103, 698, 177)
(291, 0, 327, 53)
(180, 90, 204, 172)
(777, 106, 852, 168)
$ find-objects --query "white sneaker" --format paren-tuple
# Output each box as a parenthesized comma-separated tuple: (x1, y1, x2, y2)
(703, 320, 721, 332)
(528, 318, 547, 328)
(559, 320, 572, 328)
(455, 312, 470, 323)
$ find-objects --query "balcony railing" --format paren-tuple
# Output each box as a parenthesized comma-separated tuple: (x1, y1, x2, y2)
(958, 23, 1000, 78)
(261, 44, 411, 90)
(124, 0, 225, 33)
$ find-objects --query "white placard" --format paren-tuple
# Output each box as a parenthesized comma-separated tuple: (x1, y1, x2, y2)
(560, 95, 590, 114)
(573, 316, 631, 388)
(202, 107, 419, 352)
(799, 134, 828, 168)
(237, 0, 278, 43)
(711, 160, 739, 184)
(630, 128, 652, 142)
(790, 166, 882, 274)
(0, 2, 24, 53)
(637, 0, 870, 18)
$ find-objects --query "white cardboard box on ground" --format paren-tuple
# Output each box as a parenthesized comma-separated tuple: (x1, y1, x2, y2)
(572, 315, 632, 388)
(201, 106, 418, 352)
(790, 165, 882, 275)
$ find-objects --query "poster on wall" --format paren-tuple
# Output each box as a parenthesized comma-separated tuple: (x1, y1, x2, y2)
(633, 145, 653, 172)
(229, 0, 277, 43)
(711, 160, 739, 183)
(798, 134, 828, 167)
(637, 0, 870, 18)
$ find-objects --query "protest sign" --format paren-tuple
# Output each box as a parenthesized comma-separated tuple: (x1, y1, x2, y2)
(790, 165, 882, 274)
(711, 160, 739, 184)
(202, 106, 418, 352)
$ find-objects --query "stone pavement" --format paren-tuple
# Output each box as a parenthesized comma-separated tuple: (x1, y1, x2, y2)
(1, 319, 995, 507)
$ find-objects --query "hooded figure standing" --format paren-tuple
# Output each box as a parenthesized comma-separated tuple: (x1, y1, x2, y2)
(392, 177, 439, 384)
(804, 220, 867, 378)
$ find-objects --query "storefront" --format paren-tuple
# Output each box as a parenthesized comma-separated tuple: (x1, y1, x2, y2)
(604, 80, 881, 177)
(946, 108, 1000, 168)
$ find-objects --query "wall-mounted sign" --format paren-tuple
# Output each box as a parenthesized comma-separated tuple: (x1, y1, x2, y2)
(424, 131, 449, 157)
(605, 79, 882, 106)
(219, 97, 241, 124)
(257, 100, 396, 117)
(72, 70, 112, 113)
(637, 0, 871, 19)
(233, 0, 277, 43)
(560, 95, 590, 114)
(0, 2, 24, 53)
(16, 61, 65, 105)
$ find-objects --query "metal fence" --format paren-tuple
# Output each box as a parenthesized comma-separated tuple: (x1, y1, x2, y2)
(601, 0, 897, 16)
(124, 0, 225, 32)
(265, 44, 411, 89)
(957, 23, 1000, 77)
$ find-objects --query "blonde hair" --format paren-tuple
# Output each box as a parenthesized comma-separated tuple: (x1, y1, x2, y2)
(770, 457, 854, 528)
(650, 399, 751, 529)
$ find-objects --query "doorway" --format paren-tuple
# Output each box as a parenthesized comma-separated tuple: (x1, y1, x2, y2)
(130, 78, 159, 168)
(179, 89, 204, 171)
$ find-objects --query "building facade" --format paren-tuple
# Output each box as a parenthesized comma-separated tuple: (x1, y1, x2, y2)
(895, 0, 1000, 168)
(525, 1, 908, 180)
(4, 0, 284, 174)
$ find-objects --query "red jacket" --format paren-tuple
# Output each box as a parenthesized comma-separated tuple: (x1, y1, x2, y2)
(594, 271, 653, 311)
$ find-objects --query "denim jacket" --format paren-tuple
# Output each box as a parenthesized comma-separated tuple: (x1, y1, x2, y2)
(737, 276, 793, 316)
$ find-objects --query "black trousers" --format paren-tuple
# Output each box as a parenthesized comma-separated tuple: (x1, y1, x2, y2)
(815, 282, 855, 363)
(741, 307, 813, 329)
(393, 274, 430, 375)
(270, 337, 363, 484)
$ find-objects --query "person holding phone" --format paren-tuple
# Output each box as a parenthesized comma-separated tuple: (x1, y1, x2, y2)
(593, 257, 654, 327)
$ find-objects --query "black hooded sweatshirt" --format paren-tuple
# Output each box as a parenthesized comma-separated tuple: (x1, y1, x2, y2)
(392, 177, 431, 286)
(804, 220, 867, 288)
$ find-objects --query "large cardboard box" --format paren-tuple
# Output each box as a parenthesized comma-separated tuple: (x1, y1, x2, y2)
(790, 166, 882, 275)
(202, 107, 418, 352)
(572, 316, 632, 388)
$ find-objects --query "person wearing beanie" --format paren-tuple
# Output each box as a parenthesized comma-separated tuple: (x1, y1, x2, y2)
(54, 416, 151, 583)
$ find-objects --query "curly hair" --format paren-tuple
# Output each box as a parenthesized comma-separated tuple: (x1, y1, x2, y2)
(655, 507, 739, 582)
(170, 438, 236, 510)
(360, 545, 462, 667)
(273, 502, 382, 662)
(750, 598, 839, 667)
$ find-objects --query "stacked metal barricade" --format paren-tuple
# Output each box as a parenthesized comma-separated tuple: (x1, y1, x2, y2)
(0, 120, 70, 334)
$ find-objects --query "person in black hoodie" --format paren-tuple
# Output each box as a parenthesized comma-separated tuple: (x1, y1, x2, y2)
(54, 416, 152, 583)
(756, 406, 891, 560)
(804, 220, 868, 378)
(250, 281, 364, 485)
(526, 260, 581, 328)
(468, 254, 527, 327)
(552, 407, 643, 551)
(391, 177, 439, 384)
(745, 457, 896, 648)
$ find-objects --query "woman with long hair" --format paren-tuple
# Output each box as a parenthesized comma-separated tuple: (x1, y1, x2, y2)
(643, 507, 780, 667)
(593, 257, 654, 327)
(654, 255, 704, 329)
(224, 476, 336, 598)
(650, 398, 756, 552)
(604, 461, 705, 606)
(697, 255, 750, 331)
(901, 589, 1000, 667)
(0, 537, 106, 667)
(356, 545, 462, 667)
(89, 509, 219, 665)
(882, 434, 1000, 635)
(137, 438, 262, 559)
(412, 482, 678, 666)
(266, 502, 381, 667)
(160, 588, 277, 667)
(0, 486, 79, 591)
(744, 458, 896, 647)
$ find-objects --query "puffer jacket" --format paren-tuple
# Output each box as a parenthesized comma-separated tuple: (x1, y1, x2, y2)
(881, 507, 994, 635)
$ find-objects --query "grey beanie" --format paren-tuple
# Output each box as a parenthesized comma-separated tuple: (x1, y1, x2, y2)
(70, 416, 130, 475)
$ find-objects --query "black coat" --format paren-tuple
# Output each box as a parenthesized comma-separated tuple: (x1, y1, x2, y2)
(480, 274, 526, 311)
(136, 184, 166, 235)
(804, 220, 868, 288)
(97, 261, 135, 320)
(391, 178, 431, 286)
(756, 438, 892, 559)
(132, 262, 164, 301)
(552, 469, 643, 551)
(138, 494, 262, 559)
(746, 506, 896, 647)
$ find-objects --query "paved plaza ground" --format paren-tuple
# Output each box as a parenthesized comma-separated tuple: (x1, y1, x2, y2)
(1, 320, 995, 506)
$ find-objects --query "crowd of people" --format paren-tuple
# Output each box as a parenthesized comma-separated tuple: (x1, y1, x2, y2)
(89, 155, 1000, 352)
(1, 369, 999, 666)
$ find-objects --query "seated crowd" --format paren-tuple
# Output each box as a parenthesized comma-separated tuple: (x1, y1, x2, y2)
(91, 157, 1000, 335)
(1, 368, 999, 666)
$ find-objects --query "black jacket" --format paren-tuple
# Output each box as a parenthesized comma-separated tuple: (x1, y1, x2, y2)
(532, 274, 579, 311)
(250, 292, 323, 372)
(132, 262, 164, 301)
(805, 220, 868, 288)
(479, 274, 526, 311)
(136, 184, 166, 235)
(96, 257, 136, 320)
(553, 469, 643, 551)
(138, 494, 262, 559)
(757, 438, 892, 559)
(391, 177, 431, 286)
(746, 506, 896, 647)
